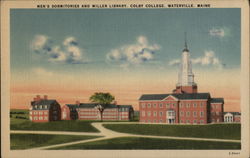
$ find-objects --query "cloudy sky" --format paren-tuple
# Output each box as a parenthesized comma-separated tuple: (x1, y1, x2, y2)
(10, 8, 240, 111)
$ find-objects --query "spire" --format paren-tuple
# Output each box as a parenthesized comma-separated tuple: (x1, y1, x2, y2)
(183, 32, 189, 52)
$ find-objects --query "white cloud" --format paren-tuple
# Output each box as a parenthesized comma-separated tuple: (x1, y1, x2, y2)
(209, 27, 229, 38)
(106, 36, 160, 67)
(32, 67, 54, 77)
(30, 35, 87, 64)
(192, 51, 222, 66)
(168, 59, 180, 66)
(63, 37, 78, 46)
(30, 35, 52, 54)
(169, 50, 224, 69)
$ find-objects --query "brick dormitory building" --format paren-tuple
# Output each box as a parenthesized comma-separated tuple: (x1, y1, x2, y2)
(61, 102, 134, 121)
(139, 41, 224, 124)
(29, 95, 134, 122)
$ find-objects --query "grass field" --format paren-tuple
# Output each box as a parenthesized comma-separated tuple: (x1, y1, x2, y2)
(10, 134, 101, 150)
(50, 137, 241, 150)
(10, 120, 100, 132)
(103, 124, 241, 140)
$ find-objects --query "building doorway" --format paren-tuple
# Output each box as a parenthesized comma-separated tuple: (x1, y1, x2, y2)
(166, 110, 175, 124)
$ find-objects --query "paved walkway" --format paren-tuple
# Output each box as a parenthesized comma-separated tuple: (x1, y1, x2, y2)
(10, 122, 241, 150)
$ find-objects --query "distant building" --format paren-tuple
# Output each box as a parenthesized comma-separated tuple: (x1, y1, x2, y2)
(224, 112, 241, 123)
(139, 38, 224, 124)
(61, 102, 134, 121)
(29, 95, 61, 122)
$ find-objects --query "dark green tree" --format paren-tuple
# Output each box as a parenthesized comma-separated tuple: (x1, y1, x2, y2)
(89, 92, 115, 121)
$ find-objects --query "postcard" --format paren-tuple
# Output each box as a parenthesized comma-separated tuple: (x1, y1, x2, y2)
(1, 0, 249, 158)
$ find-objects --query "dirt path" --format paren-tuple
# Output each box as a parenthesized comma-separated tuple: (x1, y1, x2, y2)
(10, 122, 241, 150)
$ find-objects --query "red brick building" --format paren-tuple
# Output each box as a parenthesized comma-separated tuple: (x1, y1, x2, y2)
(139, 39, 224, 124)
(29, 95, 61, 122)
(61, 102, 134, 121)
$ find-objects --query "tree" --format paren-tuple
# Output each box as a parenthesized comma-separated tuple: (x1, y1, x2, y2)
(89, 92, 115, 121)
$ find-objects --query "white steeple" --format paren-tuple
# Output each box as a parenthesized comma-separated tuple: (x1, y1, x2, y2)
(177, 34, 196, 87)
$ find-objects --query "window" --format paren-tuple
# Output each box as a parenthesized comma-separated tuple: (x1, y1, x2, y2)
(193, 111, 197, 117)
(159, 111, 163, 116)
(153, 111, 157, 117)
(35, 105, 38, 109)
(29, 116, 32, 120)
(141, 103, 145, 108)
(40, 105, 43, 109)
(180, 120, 183, 123)
(200, 120, 204, 124)
(147, 103, 151, 108)
(166, 103, 170, 108)
(167, 110, 175, 117)
(180, 111, 184, 116)
(186, 111, 190, 117)
(193, 103, 197, 108)
(147, 111, 151, 116)
(148, 120, 151, 123)
(34, 111, 38, 115)
(186, 120, 190, 123)
(153, 120, 156, 123)
(159, 103, 163, 108)
(39, 111, 43, 115)
(45, 105, 48, 109)
(200, 102, 204, 108)
(141, 111, 145, 117)
(200, 111, 204, 117)
(153, 103, 157, 108)
(44, 116, 48, 120)
(159, 119, 162, 123)
(34, 116, 38, 120)
(30, 111, 32, 115)
(39, 116, 43, 120)
(193, 120, 197, 124)
(44, 111, 48, 115)
(172, 103, 176, 107)
(186, 103, 190, 108)
(180, 103, 183, 108)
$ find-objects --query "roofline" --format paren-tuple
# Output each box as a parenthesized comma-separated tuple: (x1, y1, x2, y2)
(139, 99, 208, 101)
(163, 95, 179, 101)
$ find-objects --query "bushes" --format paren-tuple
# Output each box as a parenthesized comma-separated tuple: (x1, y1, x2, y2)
(15, 116, 28, 119)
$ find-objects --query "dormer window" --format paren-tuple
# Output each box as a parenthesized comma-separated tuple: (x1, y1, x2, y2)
(40, 105, 43, 109)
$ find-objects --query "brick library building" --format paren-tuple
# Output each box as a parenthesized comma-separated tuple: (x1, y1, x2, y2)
(139, 41, 224, 124)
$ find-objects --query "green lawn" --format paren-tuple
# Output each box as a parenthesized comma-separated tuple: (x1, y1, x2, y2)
(50, 137, 241, 150)
(10, 134, 101, 150)
(103, 124, 241, 140)
(11, 119, 100, 132)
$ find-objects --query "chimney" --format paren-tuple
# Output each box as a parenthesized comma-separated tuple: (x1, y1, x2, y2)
(35, 95, 41, 101)
(76, 101, 80, 105)
(44, 95, 48, 100)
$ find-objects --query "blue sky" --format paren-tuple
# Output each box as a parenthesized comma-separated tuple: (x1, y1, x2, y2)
(11, 8, 240, 75)
(10, 8, 241, 111)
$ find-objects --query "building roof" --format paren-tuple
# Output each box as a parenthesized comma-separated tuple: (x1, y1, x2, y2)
(139, 93, 211, 101)
(224, 112, 241, 115)
(66, 103, 133, 109)
(31, 99, 58, 110)
(211, 98, 224, 103)
(31, 99, 56, 106)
